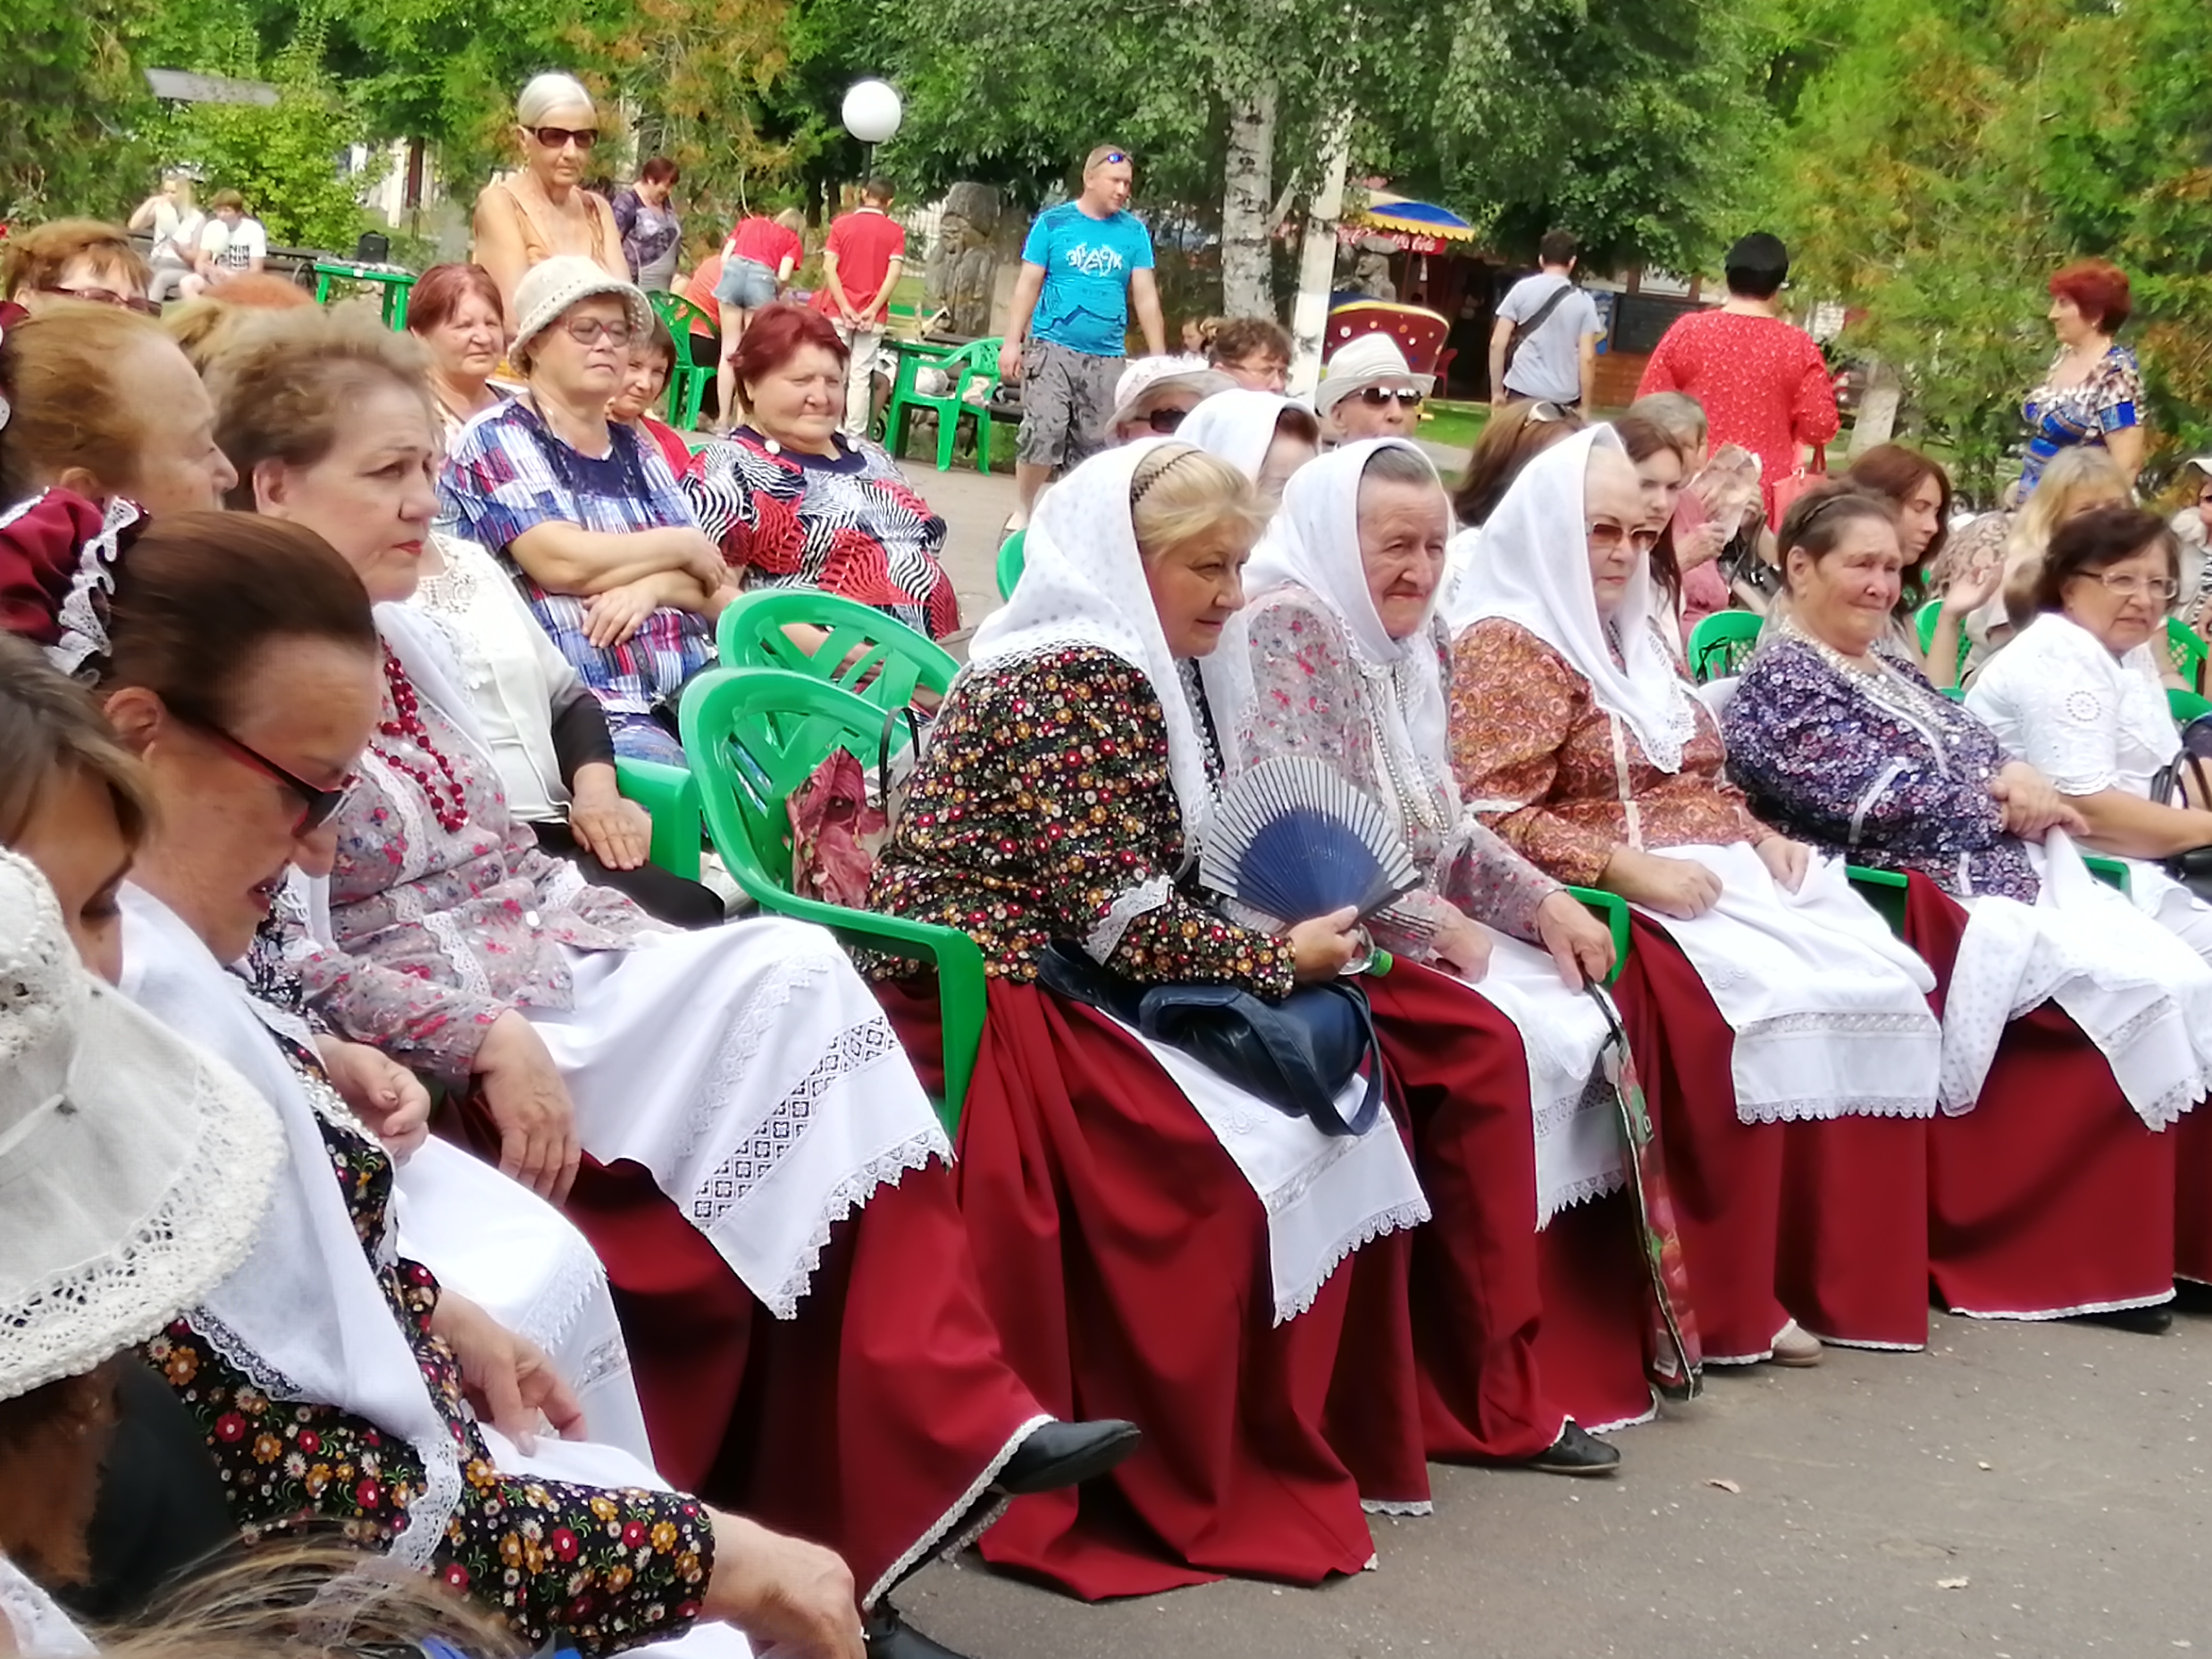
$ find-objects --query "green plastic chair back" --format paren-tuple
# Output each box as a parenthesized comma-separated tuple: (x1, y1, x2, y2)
(648, 291, 717, 431)
(1913, 596, 1971, 683)
(883, 336, 1004, 472)
(1686, 610, 1762, 683)
(715, 587, 958, 714)
(2171, 686, 2212, 724)
(995, 530, 1026, 601)
(678, 666, 985, 1132)
(2167, 618, 2209, 693)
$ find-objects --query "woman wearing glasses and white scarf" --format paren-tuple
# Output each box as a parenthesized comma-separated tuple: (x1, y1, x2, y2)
(1218, 437, 1697, 1458)
(1447, 427, 1945, 1365)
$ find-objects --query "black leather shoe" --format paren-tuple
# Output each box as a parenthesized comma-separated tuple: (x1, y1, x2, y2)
(865, 1602, 976, 1659)
(2076, 1303, 2175, 1336)
(1526, 1421, 1621, 1477)
(994, 1418, 1142, 1495)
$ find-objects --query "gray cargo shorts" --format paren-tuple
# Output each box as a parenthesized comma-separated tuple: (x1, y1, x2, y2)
(1016, 338, 1124, 470)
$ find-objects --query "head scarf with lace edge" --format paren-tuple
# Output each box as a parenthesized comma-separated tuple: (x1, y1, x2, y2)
(1179, 388, 1305, 483)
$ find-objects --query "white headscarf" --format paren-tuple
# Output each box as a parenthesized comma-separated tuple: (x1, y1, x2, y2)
(1446, 424, 1701, 774)
(1179, 389, 1301, 482)
(968, 440, 1236, 846)
(1221, 439, 1459, 834)
(119, 886, 462, 1571)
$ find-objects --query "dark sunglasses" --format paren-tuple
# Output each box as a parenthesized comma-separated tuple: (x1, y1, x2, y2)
(1526, 399, 1571, 424)
(39, 284, 162, 317)
(1357, 386, 1424, 409)
(1145, 405, 1191, 435)
(529, 125, 598, 150)
(175, 711, 357, 833)
(1102, 150, 1128, 165)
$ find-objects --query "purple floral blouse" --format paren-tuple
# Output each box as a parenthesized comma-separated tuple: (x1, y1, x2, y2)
(1236, 589, 1560, 959)
(289, 651, 664, 1081)
(1720, 633, 2038, 902)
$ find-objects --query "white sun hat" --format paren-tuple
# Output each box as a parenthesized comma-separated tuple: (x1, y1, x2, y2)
(1107, 354, 1237, 434)
(1314, 333, 1434, 415)
(509, 255, 655, 364)
(0, 847, 283, 1401)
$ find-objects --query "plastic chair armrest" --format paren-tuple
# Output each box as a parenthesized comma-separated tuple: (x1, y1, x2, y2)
(1844, 864, 1909, 936)
(2081, 853, 2132, 898)
(1563, 885, 1629, 984)
(614, 757, 702, 880)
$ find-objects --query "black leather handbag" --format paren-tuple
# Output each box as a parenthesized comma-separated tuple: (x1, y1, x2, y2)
(1035, 943, 1385, 1136)
(2151, 714, 2212, 902)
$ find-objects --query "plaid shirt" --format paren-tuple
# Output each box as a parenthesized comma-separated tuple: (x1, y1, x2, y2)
(439, 399, 714, 718)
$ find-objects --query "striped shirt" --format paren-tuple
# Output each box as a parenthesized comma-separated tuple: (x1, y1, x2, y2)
(439, 399, 714, 719)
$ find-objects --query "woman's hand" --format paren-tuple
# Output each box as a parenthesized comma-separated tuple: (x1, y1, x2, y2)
(1755, 835, 1811, 892)
(1989, 761, 2090, 840)
(1534, 889, 1617, 987)
(567, 764, 652, 870)
(428, 1291, 585, 1452)
(1675, 519, 1731, 574)
(1287, 905, 1363, 982)
(471, 1011, 583, 1201)
(1430, 908, 1493, 983)
(583, 577, 669, 648)
(1601, 847, 1723, 920)
(1940, 558, 2002, 618)
(703, 1511, 864, 1659)
(314, 1036, 432, 1159)
(663, 526, 732, 594)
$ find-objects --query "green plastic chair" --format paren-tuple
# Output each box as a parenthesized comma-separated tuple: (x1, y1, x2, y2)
(995, 530, 1026, 601)
(2171, 686, 2212, 724)
(883, 337, 1004, 472)
(612, 756, 705, 880)
(715, 588, 958, 713)
(1912, 596, 1974, 685)
(2167, 617, 2209, 693)
(648, 291, 717, 432)
(679, 667, 986, 1133)
(1686, 610, 1762, 683)
(1563, 886, 1630, 984)
(1848, 855, 2131, 937)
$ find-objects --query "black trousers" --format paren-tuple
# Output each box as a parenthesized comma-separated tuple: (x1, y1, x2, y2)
(533, 819, 725, 928)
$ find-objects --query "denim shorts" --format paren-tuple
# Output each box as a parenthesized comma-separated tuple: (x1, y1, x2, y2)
(713, 256, 778, 311)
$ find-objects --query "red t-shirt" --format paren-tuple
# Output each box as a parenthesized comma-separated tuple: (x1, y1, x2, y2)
(811, 208, 907, 321)
(682, 255, 723, 318)
(724, 216, 803, 275)
(1636, 309, 1840, 518)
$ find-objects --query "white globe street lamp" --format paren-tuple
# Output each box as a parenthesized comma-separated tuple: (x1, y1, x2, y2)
(842, 80, 903, 146)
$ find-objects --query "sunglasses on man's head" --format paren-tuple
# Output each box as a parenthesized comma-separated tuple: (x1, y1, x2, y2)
(529, 126, 597, 150)
(39, 284, 161, 317)
(1102, 151, 1128, 165)
(1356, 386, 1424, 409)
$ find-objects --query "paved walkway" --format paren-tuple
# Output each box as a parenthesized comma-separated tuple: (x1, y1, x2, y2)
(886, 448, 2212, 1658)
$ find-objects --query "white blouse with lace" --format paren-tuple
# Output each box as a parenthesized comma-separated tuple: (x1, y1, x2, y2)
(1965, 611, 2175, 799)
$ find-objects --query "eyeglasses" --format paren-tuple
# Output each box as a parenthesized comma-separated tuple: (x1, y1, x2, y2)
(1526, 400, 1571, 424)
(38, 284, 161, 317)
(560, 317, 633, 347)
(1357, 386, 1424, 409)
(2086, 571, 2178, 601)
(529, 126, 597, 150)
(1145, 405, 1191, 435)
(1587, 518, 1661, 557)
(174, 711, 356, 833)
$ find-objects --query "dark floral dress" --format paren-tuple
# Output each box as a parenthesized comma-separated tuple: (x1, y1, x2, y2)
(1719, 633, 2039, 902)
(867, 645, 1292, 992)
(145, 1032, 714, 1657)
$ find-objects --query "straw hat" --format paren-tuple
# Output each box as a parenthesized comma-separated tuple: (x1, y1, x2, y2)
(509, 255, 654, 363)
(0, 848, 283, 1400)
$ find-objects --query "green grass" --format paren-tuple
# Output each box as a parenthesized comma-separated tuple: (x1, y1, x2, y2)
(1419, 399, 1489, 458)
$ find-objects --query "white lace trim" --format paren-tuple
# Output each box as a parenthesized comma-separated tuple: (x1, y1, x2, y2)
(1580, 1395, 1659, 1434)
(1084, 874, 1173, 965)
(1362, 1497, 1434, 1517)
(43, 495, 142, 680)
(1805, 1331, 1926, 1352)
(742, 1127, 946, 1321)
(512, 1239, 608, 1356)
(1275, 1197, 1430, 1325)
(1534, 1169, 1626, 1228)
(1738, 1094, 1936, 1125)
(668, 952, 835, 1170)
(859, 1413, 1053, 1607)
(1942, 1288, 2175, 1322)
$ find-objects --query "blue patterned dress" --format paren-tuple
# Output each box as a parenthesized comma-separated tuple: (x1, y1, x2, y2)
(1720, 632, 2040, 902)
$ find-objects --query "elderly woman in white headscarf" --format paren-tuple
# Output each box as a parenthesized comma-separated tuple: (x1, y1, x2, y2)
(1446, 426, 1946, 1366)
(869, 440, 1437, 1598)
(1178, 388, 1323, 505)
(1222, 435, 1696, 1459)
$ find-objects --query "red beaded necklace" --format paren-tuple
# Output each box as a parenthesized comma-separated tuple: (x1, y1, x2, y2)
(376, 647, 471, 834)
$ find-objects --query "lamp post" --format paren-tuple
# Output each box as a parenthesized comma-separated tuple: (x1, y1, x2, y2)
(841, 79, 902, 180)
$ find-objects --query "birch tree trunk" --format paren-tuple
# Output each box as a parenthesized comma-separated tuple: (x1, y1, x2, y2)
(1219, 81, 1278, 319)
(1287, 113, 1352, 397)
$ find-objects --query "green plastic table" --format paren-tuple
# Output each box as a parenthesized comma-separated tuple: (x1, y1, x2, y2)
(313, 261, 419, 330)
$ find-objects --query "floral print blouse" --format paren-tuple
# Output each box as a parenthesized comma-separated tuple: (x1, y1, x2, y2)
(1720, 634, 2038, 902)
(1448, 618, 1767, 886)
(290, 650, 663, 1082)
(1236, 589, 1560, 959)
(868, 646, 1294, 994)
(2019, 343, 2144, 497)
(148, 1032, 711, 1657)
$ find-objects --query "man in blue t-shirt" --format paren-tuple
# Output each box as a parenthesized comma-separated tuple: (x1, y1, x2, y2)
(1003, 144, 1166, 528)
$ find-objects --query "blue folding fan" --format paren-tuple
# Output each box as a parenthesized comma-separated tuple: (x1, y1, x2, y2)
(1201, 756, 1422, 930)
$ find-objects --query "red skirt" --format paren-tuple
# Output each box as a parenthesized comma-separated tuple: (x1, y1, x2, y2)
(2180, 1110, 2212, 1286)
(880, 977, 1421, 1601)
(1611, 916, 1792, 1362)
(455, 1105, 1046, 1607)
(1535, 1195, 1664, 1429)
(1903, 876, 2177, 1318)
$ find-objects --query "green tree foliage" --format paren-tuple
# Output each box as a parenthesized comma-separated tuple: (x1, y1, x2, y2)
(1, 0, 158, 223)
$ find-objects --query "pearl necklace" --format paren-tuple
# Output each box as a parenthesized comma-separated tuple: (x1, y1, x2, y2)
(376, 648, 471, 834)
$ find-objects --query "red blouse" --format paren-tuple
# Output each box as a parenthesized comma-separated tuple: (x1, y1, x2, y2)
(1636, 309, 1840, 516)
